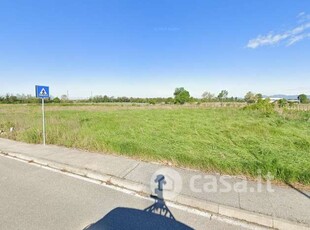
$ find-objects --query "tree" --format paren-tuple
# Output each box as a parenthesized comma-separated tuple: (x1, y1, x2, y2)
(217, 90, 228, 101)
(244, 91, 257, 104)
(174, 87, 190, 104)
(61, 95, 68, 101)
(201, 91, 214, 101)
(298, 94, 308, 104)
(256, 93, 263, 100)
(53, 97, 61, 103)
(174, 87, 185, 96)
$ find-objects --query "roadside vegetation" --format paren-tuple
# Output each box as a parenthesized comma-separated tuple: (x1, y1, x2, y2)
(0, 102, 309, 185)
(0, 88, 247, 105)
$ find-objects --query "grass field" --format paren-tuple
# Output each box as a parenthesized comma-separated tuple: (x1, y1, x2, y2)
(0, 104, 309, 185)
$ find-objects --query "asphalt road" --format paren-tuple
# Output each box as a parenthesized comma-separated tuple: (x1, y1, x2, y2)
(0, 156, 262, 230)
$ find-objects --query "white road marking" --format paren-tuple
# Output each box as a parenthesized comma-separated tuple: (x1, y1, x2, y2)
(0, 153, 269, 230)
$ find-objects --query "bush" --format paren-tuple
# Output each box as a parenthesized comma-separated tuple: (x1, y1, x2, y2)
(244, 98, 275, 116)
(277, 99, 287, 108)
(148, 99, 156, 105)
(53, 97, 61, 103)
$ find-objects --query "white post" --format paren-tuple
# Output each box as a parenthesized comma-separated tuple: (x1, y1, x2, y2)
(42, 98, 46, 146)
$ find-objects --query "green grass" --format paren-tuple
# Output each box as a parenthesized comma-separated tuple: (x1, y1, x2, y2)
(0, 104, 309, 185)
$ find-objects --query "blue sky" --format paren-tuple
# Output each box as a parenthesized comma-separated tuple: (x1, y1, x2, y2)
(0, 0, 310, 98)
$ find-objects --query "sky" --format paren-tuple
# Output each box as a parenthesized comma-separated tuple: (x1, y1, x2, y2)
(0, 0, 310, 98)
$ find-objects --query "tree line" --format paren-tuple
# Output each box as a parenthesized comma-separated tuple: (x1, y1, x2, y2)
(0, 88, 309, 105)
(0, 94, 40, 104)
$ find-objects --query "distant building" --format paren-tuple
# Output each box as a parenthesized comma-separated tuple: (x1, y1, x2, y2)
(268, 97, 283, 103)
(263, 97, 300, 103)
(287, 99, 300, 103)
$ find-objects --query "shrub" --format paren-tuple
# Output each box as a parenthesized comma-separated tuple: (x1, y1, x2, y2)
(244, 98, 275, 116)
(53, 97, 61, 103)
(277, 99, 287, 108)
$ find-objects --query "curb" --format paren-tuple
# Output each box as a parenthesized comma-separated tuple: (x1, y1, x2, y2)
(0, 150, 309, 230)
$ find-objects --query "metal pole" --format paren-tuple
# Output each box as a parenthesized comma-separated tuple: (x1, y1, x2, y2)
(42, 98, 46, 146)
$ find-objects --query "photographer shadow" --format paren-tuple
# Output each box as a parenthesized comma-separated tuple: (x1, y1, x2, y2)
(84, 175, 193, 230)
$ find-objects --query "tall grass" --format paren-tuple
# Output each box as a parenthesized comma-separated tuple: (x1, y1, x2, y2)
(0, 104, 309, 184)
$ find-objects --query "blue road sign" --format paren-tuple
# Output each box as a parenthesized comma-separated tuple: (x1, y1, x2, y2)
(35, 85, 50, 98)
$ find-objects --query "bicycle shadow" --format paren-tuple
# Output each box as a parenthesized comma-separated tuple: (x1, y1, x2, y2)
(83, 175, 193, 230)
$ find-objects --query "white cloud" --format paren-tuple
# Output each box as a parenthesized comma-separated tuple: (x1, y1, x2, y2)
(287, 33, 310, 46)
(297, 11, 310, 23)
(247, 13, 310, 48)
(297, 12, 305, 18)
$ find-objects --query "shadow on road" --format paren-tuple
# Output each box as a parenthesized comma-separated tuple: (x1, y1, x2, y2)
(83, 175, 193, 230)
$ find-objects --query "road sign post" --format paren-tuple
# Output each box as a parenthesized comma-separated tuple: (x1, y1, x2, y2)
(41, 98, 46, 145)
(35, 85, 49, 146)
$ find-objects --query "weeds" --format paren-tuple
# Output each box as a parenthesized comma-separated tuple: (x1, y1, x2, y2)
(0, 104, 309, 184)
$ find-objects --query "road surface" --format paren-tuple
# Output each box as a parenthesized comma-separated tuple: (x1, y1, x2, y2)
(0, 155, 264, 230)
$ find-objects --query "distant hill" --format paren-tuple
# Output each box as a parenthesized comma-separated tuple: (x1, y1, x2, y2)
(263, 95, 310, 100)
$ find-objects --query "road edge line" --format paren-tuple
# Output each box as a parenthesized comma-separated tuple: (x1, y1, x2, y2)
(1, 150, 309, 230)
